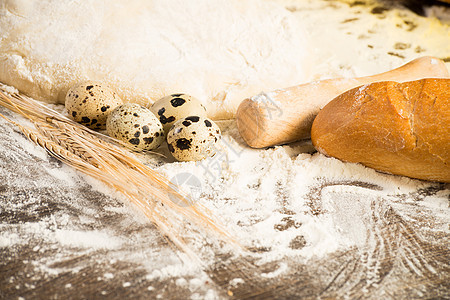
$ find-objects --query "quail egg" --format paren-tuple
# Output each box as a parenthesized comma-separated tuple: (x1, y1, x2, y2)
(106, 103, 164, 151)
(65, 82, 123, 130)
(150, 94, 207, 134)
(167, 116, 221, 162)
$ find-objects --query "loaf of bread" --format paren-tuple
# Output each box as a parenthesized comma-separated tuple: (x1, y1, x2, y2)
(311, 78, 450, 182)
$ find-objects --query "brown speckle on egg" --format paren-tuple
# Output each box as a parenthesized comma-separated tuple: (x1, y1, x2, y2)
(170, 97, 186, 107)
(129, 138, 140, 145)
(167, 116, 221, 162)
(176, 138, 192, 150)
(106, 103, 164, 151)
(143, 137, 154, 144)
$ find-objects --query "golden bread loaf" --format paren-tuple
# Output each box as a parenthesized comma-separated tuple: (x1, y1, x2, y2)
(311, 78, 450, 182)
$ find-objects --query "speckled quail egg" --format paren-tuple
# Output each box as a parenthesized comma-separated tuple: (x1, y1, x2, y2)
(65, 82, 123, 130)
(167, 116, 221, 162)
(106, 103, 165, 151)
(150, 94, 207, 134)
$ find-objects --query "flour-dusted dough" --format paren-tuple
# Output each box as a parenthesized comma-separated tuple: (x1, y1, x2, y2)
(0, 0, 311, 119)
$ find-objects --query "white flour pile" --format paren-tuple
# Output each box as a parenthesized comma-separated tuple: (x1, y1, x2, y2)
(1, 0, 449, 298)
(0, 0, 311, 119)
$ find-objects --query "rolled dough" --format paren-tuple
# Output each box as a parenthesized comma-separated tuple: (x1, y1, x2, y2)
(0, 0, 311, 119)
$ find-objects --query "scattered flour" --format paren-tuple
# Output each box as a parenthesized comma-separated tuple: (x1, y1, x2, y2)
(260, 262, 288, 278)
(155, 125, 444, 266)
(229, 278, 245, 287)
(0, 82, 19, 94)
(42, 164, 78, 187)
(0, 219, 123, 251)
(189, 278, 203, 291)
(175, 277, 188, 287)
(53, 229, 123, 250)
(145, 261, 203, 282)
(0, 232, 20, 248)
(420, 192, 449, 210)
(0, 0, 448, 298)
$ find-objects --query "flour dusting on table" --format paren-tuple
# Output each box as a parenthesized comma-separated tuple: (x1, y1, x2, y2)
(1, 0, 449, 299)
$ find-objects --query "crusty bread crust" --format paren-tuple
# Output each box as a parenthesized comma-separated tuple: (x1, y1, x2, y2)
(311, 78, 450, 182)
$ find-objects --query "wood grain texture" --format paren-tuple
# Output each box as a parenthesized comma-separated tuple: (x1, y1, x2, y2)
(1, 114, 449, 299)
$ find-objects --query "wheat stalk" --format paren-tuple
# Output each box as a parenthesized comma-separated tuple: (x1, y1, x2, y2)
(0, 87, 237, 261)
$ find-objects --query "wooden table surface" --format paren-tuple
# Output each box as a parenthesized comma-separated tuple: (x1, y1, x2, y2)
(1, 105, 449, 299)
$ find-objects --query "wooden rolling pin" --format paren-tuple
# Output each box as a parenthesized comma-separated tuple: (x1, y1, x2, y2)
(236, 56, 449, 148)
